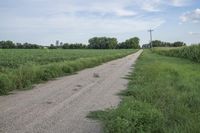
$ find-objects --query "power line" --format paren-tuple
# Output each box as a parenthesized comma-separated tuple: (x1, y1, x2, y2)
(148, 29, 154, 49)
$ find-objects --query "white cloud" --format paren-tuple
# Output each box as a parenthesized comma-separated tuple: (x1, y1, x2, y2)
(56, 0, 137, 17)
(135, 0, 191, 12)
(139, 0, 161, 12)
(170, 0, 190, 7)
(180, 8, 200, 23)
(189, 32, 200, 35)
(0, 0, 165, 34)
(0, 14, 165, 34)
(115, 9, 137, 17)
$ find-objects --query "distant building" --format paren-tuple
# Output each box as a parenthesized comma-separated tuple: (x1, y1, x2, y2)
(55, 40, 59, 46)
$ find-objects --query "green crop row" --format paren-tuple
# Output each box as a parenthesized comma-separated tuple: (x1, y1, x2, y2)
(153, 44, 200, 63)
(0, 49, 137, 95)
(0, 49, 134, 69)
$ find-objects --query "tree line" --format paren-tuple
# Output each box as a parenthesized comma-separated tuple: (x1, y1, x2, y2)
(0, 41, 43, 49)
(50, 37, 140, 49)
(49, 43, 87, 49)
(0, 36, 140, 49)
(142, 40, 186, 48)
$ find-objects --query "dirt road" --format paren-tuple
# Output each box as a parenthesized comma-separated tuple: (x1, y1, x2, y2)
(0, 50, 142, 133)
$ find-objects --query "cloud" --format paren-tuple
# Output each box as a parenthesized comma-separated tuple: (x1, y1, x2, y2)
(189, 32, 200, 35)
(170, 0, 190, 7)
(180, 8, 200, 23)
(55, 0, 138, 17)
(134, 0, 191, 12)
(1, 0, 196, 44)
(0, 14, 165, 34)
(115, 9, 137, 17)
(0, 12, 165, 44)
(139, 0, 162, 12)
(0, 0, 165, 34)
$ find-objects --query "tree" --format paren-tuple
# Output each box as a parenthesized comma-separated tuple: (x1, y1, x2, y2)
(62, 43, 86, 49)
(117, 37, 140, 49)
(173, 41, 186, 47)
(151, 40, 186, 47)
(116, 42, 126, 49)
(124, 37, 140, 49)
(88, 37, 117, 49)
(152, 40, 162, 47)
(0, 40, 44, 49)
(0, 40, 15, 48)
(49, 44, 57, 49)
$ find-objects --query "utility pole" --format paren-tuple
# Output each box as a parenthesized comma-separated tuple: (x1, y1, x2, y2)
(148, 29, 154, 49)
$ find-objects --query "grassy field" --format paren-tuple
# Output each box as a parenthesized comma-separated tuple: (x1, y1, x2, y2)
(88, 50, 200, 133)
(153, 44, 200, 63)
(0, 49, 135, 68)
(0, 49, 137, 95)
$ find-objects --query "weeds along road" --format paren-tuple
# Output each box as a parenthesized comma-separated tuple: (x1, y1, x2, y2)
(0, 50, 142, 133)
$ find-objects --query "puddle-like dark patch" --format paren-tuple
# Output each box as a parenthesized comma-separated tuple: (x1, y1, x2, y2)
(46, 101, 53, 104)
(76, 84, 82, 88)
(73, 88, 78, 91)
(93, 73, 100, 78)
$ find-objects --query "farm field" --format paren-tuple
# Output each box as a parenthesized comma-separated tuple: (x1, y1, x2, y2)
(153, 44, 200, 63)
(89, 49, 200, 133)
(0, 49, 136, 68)
(0, 49, 137, 95)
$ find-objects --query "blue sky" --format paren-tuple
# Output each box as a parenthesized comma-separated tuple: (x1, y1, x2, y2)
(0, 0, 200, 45)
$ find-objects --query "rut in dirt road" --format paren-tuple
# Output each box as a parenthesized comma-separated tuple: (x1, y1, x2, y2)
(0, 50, 143, 133)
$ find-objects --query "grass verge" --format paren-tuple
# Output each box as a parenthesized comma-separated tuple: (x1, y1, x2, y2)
(88, 50, 200, 133)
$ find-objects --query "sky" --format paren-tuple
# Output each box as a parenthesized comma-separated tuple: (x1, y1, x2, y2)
(0, 0, 200, 46)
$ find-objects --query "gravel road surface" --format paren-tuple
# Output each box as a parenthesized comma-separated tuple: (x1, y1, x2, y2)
(0, 50, 142, 133)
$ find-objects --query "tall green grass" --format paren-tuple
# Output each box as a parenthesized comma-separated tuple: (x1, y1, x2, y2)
(0, 49, 135, 68)
(153, 44, 200, 63)
(0, 49, 137, 95)
(88, 50, 200, 133)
